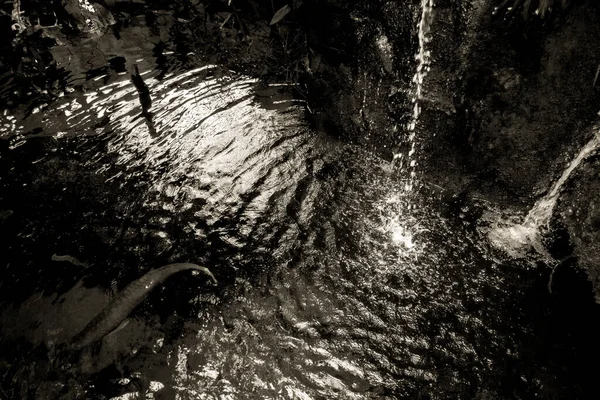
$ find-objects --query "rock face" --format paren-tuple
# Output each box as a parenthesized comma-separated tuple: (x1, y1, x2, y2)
(448, 0, 600, 200)
(299, 0, 417, 155)
(301, 0, 600, 298)
(426, 0, 600, 299)
(558, 156, 600, 302)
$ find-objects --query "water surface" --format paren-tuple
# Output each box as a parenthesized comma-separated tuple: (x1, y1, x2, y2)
(0, 15, 599, 400)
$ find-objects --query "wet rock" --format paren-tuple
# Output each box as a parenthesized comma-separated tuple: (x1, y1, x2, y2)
(302, 0, 600, 200)
(34, 379, 85, 400)
(300, 0, 415, 155)
(431, 0, 600, 201)
(558, 157, 600, 302)
(34, 381, 65, 400)
(443, 0, 600, 295)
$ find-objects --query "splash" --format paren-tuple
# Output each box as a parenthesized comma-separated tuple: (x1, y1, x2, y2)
(378, 190, 422, 256)
(393, 0, 434, 192)
(488, 131, 600, 258)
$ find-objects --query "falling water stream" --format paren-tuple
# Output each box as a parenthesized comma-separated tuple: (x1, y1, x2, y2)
(0, 3, 599, 400)
(488, 130, 600, 258)
(392, 0, 434, 192)
(384, 0, 435, 252)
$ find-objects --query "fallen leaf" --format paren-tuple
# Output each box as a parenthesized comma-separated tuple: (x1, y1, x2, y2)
(270, 5, 291, 25)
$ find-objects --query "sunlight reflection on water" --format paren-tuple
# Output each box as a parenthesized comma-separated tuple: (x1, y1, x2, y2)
(0, 59, 569, 399)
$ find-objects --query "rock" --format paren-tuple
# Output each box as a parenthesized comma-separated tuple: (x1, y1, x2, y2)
(558, 157, 600, 302)
(300, 0, 415, 155)
(439, 0, 600, 202)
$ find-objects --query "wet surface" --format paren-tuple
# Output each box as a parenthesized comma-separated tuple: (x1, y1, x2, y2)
(1, 4, 600, 400)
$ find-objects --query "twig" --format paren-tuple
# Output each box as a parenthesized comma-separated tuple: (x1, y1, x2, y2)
(0, 384, 8, 400)
(548, 254, 576, 294)
(593, 63, 600, 87)
(219, 13, 232, 29)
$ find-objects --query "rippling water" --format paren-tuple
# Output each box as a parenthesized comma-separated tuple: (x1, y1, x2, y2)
(1, 22, 600, 400)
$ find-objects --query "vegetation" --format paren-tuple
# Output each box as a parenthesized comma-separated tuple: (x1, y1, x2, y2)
(0, 0, 68, 108)
(0, 0, 311, 110)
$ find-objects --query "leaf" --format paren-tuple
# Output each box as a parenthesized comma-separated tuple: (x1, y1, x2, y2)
(269, 5, 291, 25)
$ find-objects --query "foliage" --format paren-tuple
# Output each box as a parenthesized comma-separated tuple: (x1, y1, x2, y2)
(0, 1, 68, 108)
(162, 0, 309, 83)
(0, 0, 312, 111)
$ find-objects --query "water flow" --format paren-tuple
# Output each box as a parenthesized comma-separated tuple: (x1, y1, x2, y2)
(384, 0, 434, 250)
(393, 0, 434, 192)
(488, 131, 600, 258)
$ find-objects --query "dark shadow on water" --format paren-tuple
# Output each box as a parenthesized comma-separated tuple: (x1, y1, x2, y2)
(520, 261, 600, 399)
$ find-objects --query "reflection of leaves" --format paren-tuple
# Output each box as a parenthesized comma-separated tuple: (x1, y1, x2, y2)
(269, 5, 291, 25)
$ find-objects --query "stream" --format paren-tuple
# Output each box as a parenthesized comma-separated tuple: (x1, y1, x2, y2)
(1, 3, 600, 400)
